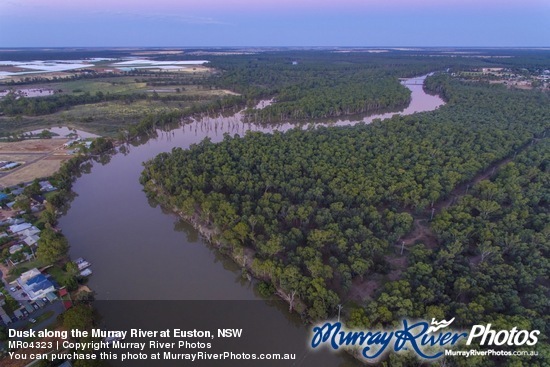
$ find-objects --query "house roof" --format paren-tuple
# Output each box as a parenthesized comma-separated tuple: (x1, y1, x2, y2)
(32, 195, 46, 204)
(11, 188, 24, 196)
(26, 274, 55, 293)
(23, 235, 40, 246)
(9, 223, 32, 233)
(20, 227, 40, 238)
(19, 268, 41, 282)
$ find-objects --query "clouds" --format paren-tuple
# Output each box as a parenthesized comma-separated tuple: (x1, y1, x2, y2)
(0, 0, 548, 47)
(89, 10, 229, 26)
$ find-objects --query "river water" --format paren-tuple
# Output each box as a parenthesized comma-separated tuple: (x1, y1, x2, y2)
(58, 76, 444, 366)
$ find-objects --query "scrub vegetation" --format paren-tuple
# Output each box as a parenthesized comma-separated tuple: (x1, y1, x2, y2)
(141, 51, 549, 365)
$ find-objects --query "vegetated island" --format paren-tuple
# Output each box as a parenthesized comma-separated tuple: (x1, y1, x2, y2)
(141, 71, 549, 365)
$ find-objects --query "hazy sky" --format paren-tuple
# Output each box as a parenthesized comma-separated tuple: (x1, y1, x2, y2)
(1, 0, 549, 47)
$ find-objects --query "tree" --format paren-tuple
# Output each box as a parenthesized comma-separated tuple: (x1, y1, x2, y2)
(23, 180, 41, 196)
(36, 227, 69, 263)
(13, 195, 31, 213)
(65, 261, 79, 276)
(63, 304, 94, 333)
(0, 325, 7, 341)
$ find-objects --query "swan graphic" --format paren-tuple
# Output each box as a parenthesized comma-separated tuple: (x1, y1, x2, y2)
(427, 318, 456, 333)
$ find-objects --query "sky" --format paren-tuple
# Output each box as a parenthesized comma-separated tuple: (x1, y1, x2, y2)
(1, 0, 549, 47)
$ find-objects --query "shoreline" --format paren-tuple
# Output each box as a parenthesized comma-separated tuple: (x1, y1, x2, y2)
(147, 187, 308, 315)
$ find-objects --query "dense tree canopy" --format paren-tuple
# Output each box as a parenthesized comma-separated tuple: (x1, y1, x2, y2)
(142, 73, 549, 319)
(365, 141, 549, 366)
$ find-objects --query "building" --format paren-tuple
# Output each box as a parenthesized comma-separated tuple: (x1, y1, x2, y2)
(39, 180, 56, 192)
(9, 222, 32, 234)
(17, 268, 56, 301)
(23, 234, 40, 247)
(0, 306, 12, 325)
(10, 188, 24, 196)
(20, 226, 41, 238)
(31, 194, 46, 204)
(9, 243, 24, 254)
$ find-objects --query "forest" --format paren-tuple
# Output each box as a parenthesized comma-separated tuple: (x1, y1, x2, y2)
(352, 141, 549, 366)
(141, 69, 549, 338)
(207, 51, 461, 121)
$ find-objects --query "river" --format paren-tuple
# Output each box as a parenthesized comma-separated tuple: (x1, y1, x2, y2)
(58, 76, 444, 366)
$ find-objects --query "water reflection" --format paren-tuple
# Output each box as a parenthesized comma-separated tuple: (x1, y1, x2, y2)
(58, 75, 444, 367)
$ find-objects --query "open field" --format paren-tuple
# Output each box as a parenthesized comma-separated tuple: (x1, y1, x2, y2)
(0, 72, 238, 136)
(0, 138, 70, 188)
(2, 72, 214, 95)
(0, 138, 69, 153)
(0, 90, 238, 136)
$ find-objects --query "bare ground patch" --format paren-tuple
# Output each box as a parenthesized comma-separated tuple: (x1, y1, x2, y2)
(0, 139, 69, 153)
(0, 139, 70, 187)
(0, 156, 67, 187)
(401, 219, 438, 249)
(348, 276, 383, 303)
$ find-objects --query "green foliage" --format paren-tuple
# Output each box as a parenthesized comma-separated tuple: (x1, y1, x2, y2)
(74, 290, 96, 305)
(62, 304, 95, 333)
(367, 141, 549, 361)
(142, 74, 548, 321)
(257, 281, 276, 298)
(36, 227, 69, 263)
(2, 292, 19, 313)
(65, 261, 79, 276)
(89, 137, 114, 154)
(23, 180, 42, 196)
(13, 194, 31, 212)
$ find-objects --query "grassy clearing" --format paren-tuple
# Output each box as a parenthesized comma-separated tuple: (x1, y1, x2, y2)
(6, 72, 213, 96)
(0, 72, 237, 137)
(0, 100, 180, 136)
(45, 265, 72, 285)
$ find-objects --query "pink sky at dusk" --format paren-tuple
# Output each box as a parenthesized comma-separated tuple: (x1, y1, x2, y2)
(1, 0, 548, 46)
(3, 0, 548, 13)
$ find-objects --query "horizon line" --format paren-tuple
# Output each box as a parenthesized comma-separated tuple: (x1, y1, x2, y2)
(1, 46, 550, 50)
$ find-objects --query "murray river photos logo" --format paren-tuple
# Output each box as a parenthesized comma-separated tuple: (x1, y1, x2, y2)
(310, 318, 540, 361)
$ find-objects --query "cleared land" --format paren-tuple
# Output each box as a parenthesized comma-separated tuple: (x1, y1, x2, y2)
(0, 139, 69, 153)
(0, 72, 237, 136)
(0, 138, 70, 188)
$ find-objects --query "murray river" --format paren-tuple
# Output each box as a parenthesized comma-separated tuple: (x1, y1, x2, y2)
(58, 76, 444, 366)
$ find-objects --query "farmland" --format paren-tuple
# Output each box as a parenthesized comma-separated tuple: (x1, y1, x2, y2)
(0, 139, 70, 188)
(0, 57, 234, 137)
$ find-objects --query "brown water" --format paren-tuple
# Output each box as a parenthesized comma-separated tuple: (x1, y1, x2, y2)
(58, 76, 444, 366)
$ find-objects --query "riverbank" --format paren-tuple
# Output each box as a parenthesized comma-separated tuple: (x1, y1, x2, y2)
(140, 74, 446, 319)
